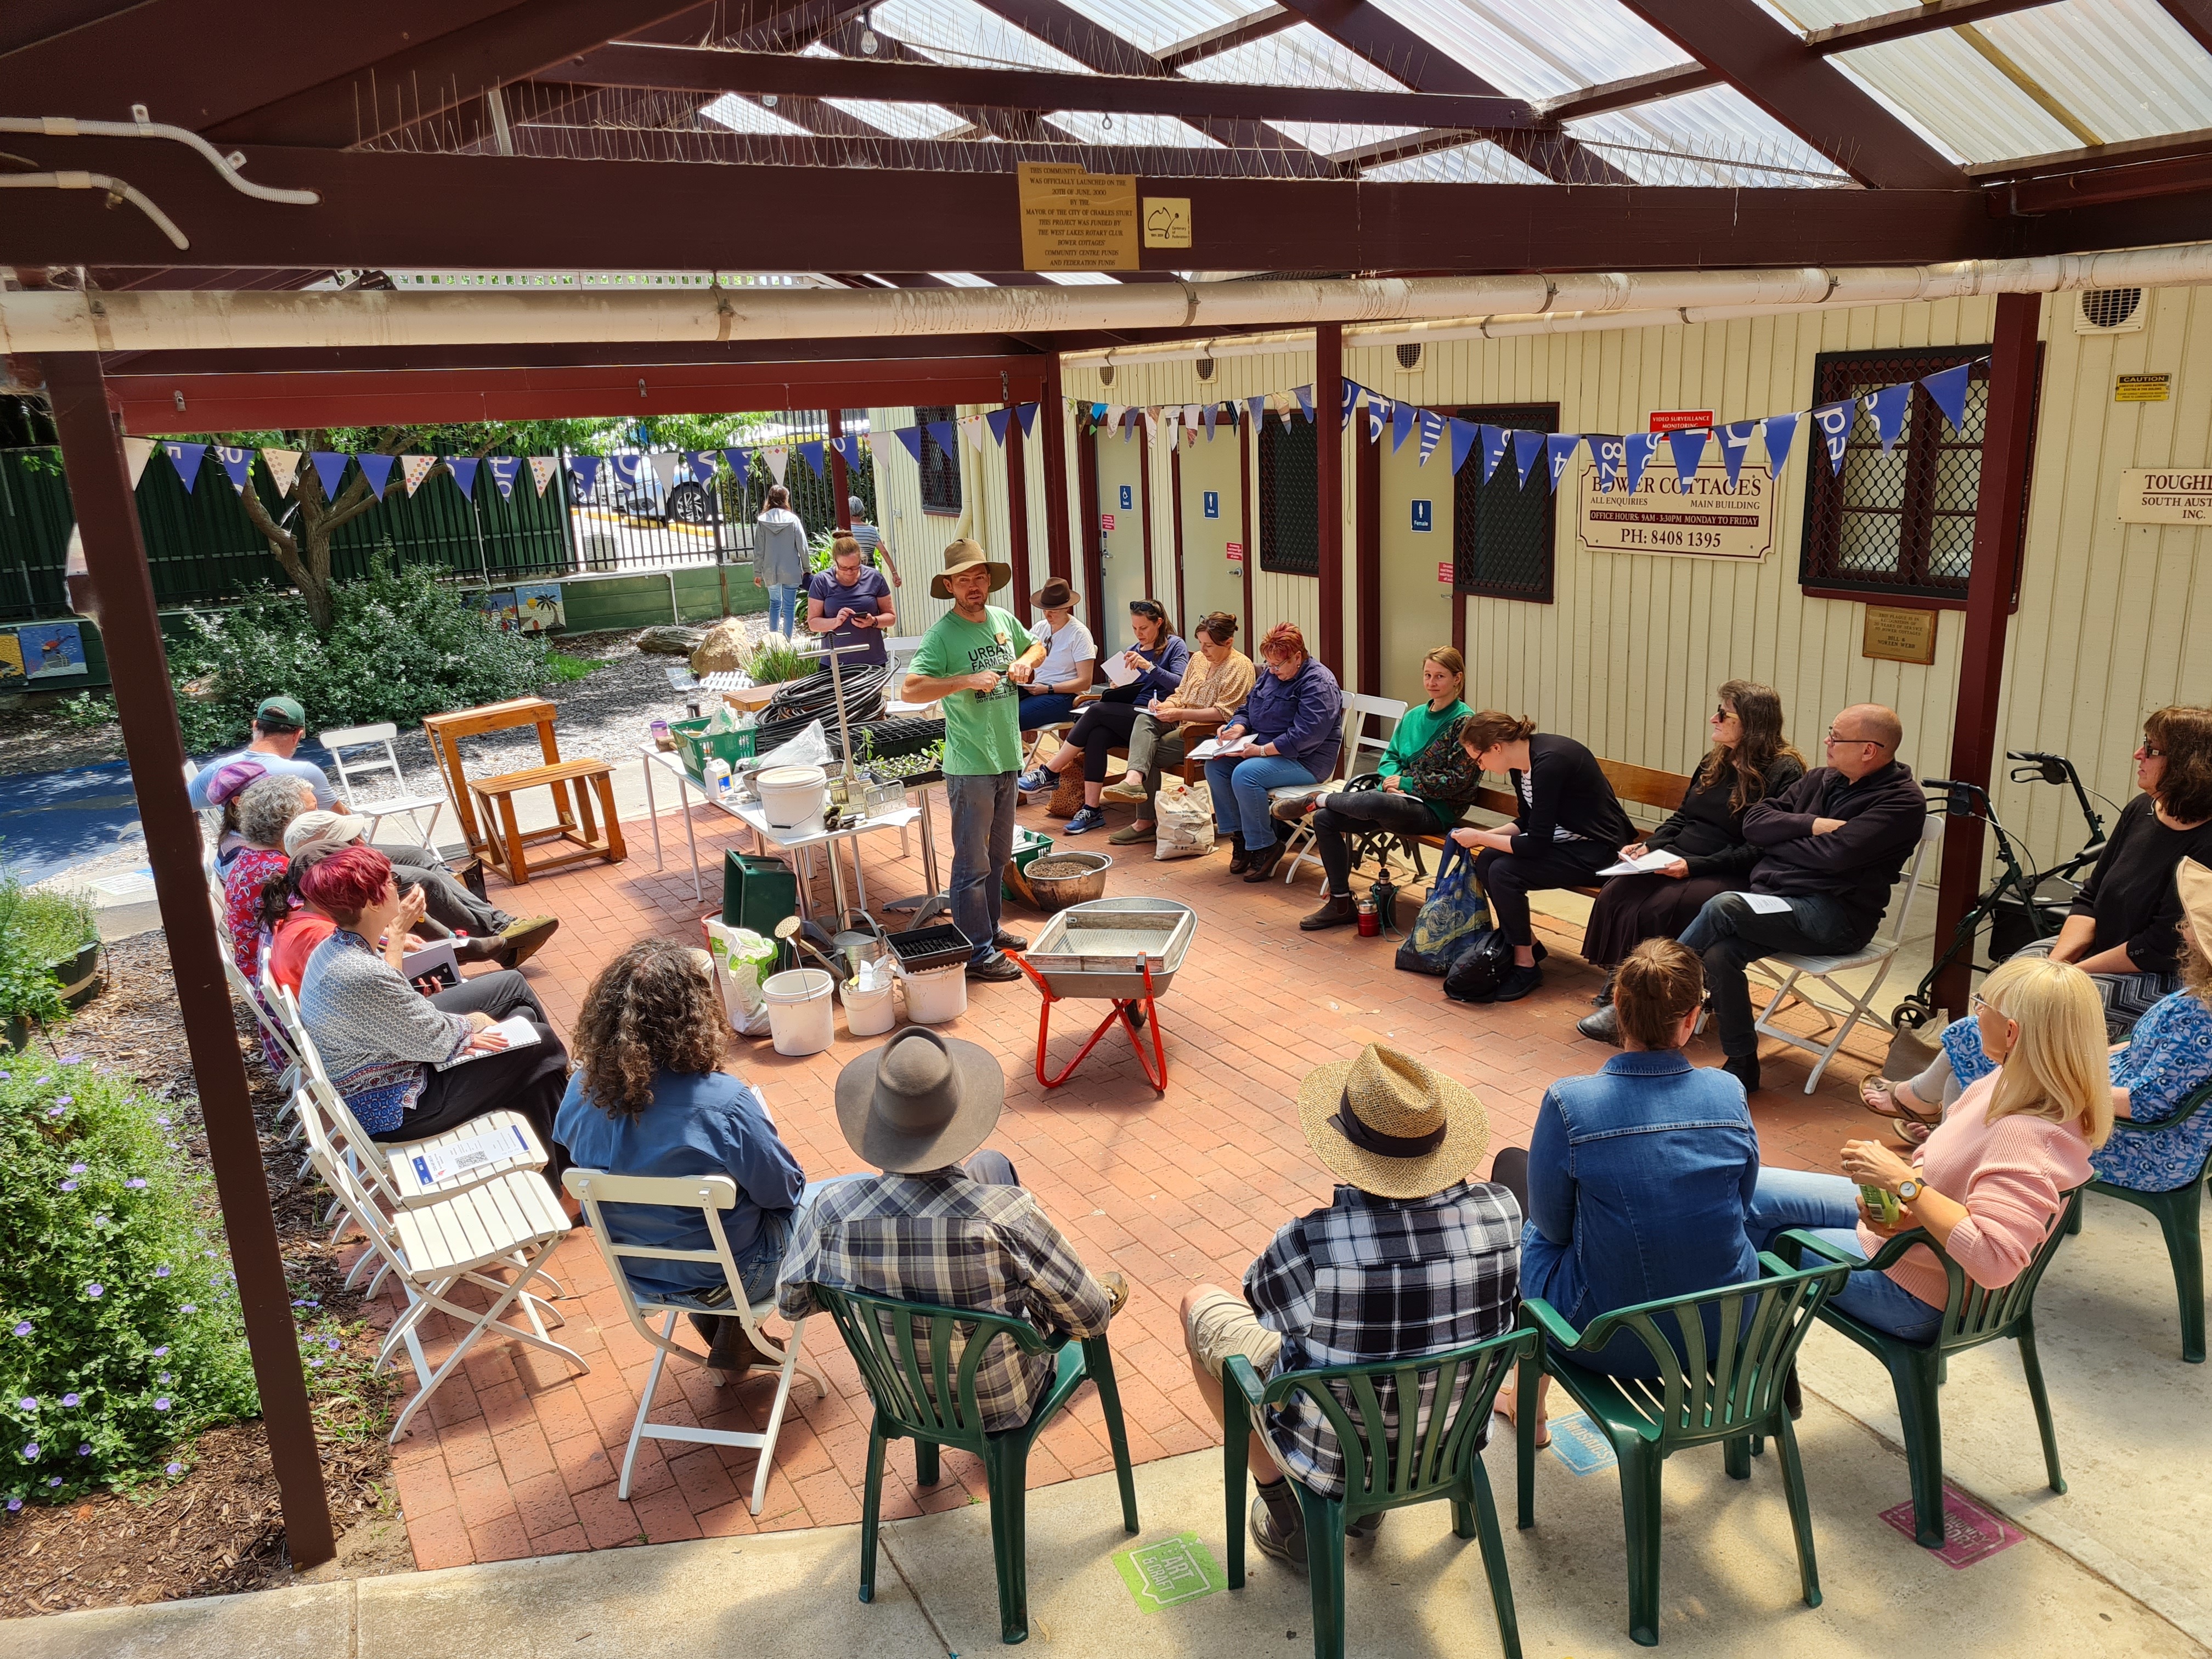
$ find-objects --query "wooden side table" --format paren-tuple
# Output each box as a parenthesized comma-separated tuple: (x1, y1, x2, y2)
(421, 698, 561, 862)
(468, 758, 626, 884)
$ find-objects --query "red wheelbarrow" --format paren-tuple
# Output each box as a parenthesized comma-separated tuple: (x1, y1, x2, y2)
(1012, 898, 1197, 1092)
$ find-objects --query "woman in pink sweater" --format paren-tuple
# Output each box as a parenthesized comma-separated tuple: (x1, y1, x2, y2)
(1746, 954, 2112, 1339)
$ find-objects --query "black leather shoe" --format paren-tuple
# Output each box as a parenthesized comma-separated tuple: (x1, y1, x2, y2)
(1243, 841, 1286, 882)
(992, 929, 1029, 951)
(1723, 1053, 1762, 1096)
(1576, 1004, 1622, 1045)
(1492, 962, 1543, 1003)
(1226, 833, 1251, 875)
(1301, 894, 1359, 932)
(966, 953, 1024, 983)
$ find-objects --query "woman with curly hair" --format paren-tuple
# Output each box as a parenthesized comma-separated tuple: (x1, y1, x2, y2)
(553, 938, 808, 1378)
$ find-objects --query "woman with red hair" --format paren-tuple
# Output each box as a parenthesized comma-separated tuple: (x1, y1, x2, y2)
(1204, 623, 1344, 882)
(296, 845, 569, 1159)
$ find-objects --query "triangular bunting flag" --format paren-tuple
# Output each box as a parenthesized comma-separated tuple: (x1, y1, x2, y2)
(212, 446, 256, 495)
(686, 450, 720, 482)
(1588, 435, 1625, 493)
(1365, 394, 1389, 445)
(1479, 425, 1510, 484)
(1203, 402, 1219, 439)
(1103, 404, 1125, 433)
(985, 408, 1013, 447)
(400, 454, 438, 497)
(1811, 401, 1856, 475)
(1293, 385, 1314, 422)
(1183, 404, 1203, 431)
(648, 452, 682, 491)
(1666, 428, 1707, 486)
(1921, 364, 1973, 435)
(1341, 381, 1361, 424)
(358, 453, 398, 500)
(1866, 382, 1914, 454)
(310, 450, 350, 501)
(1391, 400, 1417, 453)
(960, 418, 986, 454)
(261, 448, 302, 498)
(1163, 408, 1183, 445)
(1622, 432, 1658, 496)
(487, 457, 521, 501)
(1017, 402, 1040, 438)
(1245, 396, 1266, 429)
(764, 446, 791, 486)
(723, 447, 752, 487)
(123, 436, 155, 488)
(1143, 408, 1159, 442)
(162, 442, 207, 492)
(1417, 409, 1446, 465)
(445, 456, 479, 499)
(1717, 421, 1759, 489)
(1544, 433, 1581, 492)
(1514, 430, 1546, 489)
(1447, 418, 1481, 476)
(1090, 403, 1109, 427)
(894, 427, 924, 464)
(799, 439, 827, 476)
(927, 422, 956, 459)
(1761, 413, 1800, 477)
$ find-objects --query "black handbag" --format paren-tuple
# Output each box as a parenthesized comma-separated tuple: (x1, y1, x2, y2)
(1441, 926, 1513, 1003)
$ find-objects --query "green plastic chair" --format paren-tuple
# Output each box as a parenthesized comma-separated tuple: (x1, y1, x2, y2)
(1781, 1187, 2083, 1549)
(1513, 1251, 1853, 1647)
(810, 1284, 1138, 1645)
(2080, 1078, 2212, 1362)
(1221, 1326, 1538, 1659)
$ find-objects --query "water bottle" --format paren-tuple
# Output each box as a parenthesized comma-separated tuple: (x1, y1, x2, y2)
(704, 757, 732, 800)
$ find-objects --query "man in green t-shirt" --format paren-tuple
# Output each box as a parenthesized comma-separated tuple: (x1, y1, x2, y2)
(901, 539, 1036, 981)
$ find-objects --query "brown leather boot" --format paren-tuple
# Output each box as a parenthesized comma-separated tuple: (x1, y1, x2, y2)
(1301, 893, 1359, 932)
(1226, 832, 1251, 874)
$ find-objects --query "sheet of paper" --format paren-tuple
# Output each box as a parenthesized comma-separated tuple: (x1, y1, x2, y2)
(435, 1013, 542, 1070)
(409, 1122, 534, 1187)
(1740, 893, 1796, 915)
(1101, 651, 1139, 687)
(1597, 848, 1681, 877)
(1187, 734, 1258, 762)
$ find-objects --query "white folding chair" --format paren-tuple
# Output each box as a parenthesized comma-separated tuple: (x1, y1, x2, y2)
(885, 635, 940, 716)
(1742, 816, 1944, 1093)
(319, 721, 445, 847)
(563, 1168, 826, 1511)
(1278, 692, 1409, 889)
(298, 1090, 584, 1442)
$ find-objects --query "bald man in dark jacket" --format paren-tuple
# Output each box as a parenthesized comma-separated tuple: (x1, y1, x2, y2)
(1678, 703, 1928, 1095)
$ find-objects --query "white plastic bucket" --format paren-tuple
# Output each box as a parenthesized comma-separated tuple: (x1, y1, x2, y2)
(896, 960, 970, 1025)
(755, 764, 828, 831)
(760, 968, 836, 1056)
(840, 974, 898, 1037)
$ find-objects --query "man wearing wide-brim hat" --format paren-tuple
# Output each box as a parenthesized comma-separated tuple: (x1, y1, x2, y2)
(898, 539, 1036, 982)
(777, 1029, 1127, 1430)
(1178, 1044, 1521, 1573)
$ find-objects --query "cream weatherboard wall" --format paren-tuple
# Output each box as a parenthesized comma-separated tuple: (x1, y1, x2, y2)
(1063, 289, 2212, 877)
(866, 403, 1048, 641)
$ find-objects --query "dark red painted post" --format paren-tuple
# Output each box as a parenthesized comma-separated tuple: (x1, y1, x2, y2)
(1316, 323, 1345, 673)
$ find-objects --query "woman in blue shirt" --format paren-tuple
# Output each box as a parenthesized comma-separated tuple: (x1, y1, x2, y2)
(1488, 939, 1760, 1444)
(555, 938, 808, 1380)
(1206, 622, 1345, 881)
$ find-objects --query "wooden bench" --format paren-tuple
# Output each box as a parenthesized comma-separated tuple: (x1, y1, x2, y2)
(469, 757, 626, 885)
(1430, 757, 1696, 896)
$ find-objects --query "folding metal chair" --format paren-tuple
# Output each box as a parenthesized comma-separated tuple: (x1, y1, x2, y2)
(1279, 692, 1410, 890)
(319, 721, 446, 847)
(563, 1168, 825, 1510)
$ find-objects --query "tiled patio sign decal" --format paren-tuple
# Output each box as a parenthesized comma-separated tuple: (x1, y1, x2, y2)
(1878, 1486, 2024, 1567)
(1115, 1531, 1227, 1611)
(1548, 1412, 1618, 1476)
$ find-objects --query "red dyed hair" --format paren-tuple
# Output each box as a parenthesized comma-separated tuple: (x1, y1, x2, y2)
(1260, 623, 1306, 663)
(298, 844, 394, 927)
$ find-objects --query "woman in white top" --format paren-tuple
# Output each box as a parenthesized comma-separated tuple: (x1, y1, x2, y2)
(1016, 577, 1097, 740)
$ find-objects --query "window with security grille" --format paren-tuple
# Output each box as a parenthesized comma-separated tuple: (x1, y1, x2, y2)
(915, 405, 961, 514)
(1259, 417, 1319, 577)
(1453, 404, 1558, 603)
(1798, 347, 2035, 607)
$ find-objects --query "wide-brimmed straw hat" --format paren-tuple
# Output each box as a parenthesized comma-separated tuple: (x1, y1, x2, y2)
(1296, 1045, 1489, 1201)
(2179, 857, 2212, 957)
(834, 1027, 1006, 1173)
(284, 809, 370, 858)
(931, 538, 1012, 600)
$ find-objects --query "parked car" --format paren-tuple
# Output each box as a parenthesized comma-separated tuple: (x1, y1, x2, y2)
(602, 452, 719, 525)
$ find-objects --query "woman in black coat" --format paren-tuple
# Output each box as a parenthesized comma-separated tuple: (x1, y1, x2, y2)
(1578, 680, 1805, 1043)
(1449, 712, 1635, 1004)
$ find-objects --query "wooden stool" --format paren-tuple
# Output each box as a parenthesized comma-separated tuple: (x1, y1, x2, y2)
(468, 758, 626, 885)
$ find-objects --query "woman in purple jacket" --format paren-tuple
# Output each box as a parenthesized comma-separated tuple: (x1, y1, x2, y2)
(1206, 623, 1345, 882)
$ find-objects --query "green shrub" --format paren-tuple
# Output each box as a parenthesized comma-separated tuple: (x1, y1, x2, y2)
(747, 636, 808, 685)
(169, 556, 552, 753)
(0, 874, 90, 1029)
(1, 1054, 258, 1506)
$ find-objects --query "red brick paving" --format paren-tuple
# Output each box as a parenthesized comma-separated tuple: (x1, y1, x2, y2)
(366, 783, 1886, 1568)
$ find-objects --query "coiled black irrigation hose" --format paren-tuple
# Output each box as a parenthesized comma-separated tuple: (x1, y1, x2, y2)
(750, 668, 943, 760)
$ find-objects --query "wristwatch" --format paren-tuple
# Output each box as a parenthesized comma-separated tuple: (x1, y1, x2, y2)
(1895, 1178, 1922, 1204)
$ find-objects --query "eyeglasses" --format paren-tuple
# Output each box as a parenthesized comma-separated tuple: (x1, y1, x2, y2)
(1129, 601, 1164, 618)
(1970, 994, 2010, 1022)
(2141, 744, 2167, 758)
(1824, 730, 1888, 749)
(1713, 706, 1737, 722)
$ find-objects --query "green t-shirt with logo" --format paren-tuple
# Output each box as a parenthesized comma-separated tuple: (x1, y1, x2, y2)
(910, 605, 1034, 777)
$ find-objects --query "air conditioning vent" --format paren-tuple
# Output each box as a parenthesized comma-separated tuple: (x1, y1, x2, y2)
(1195, 357, 1216, 381)
(2075, 287, 2145, 334)
(1396, 343, 1423, 370)
(1097, 364, 1115, 386)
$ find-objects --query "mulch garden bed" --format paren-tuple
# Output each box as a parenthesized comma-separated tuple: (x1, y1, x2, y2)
(0, 933, 411, 1617)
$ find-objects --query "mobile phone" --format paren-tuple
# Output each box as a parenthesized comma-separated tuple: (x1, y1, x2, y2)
(1859, 1184, 1901, 1226)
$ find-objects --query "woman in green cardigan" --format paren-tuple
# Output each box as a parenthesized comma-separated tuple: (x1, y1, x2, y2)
(1299, 647, 1476, 930)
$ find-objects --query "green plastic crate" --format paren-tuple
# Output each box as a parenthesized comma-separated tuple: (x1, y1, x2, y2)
(672, 715, 760, 786)
(1003, 825, 1054, 903)
(722, 851, 798, 937)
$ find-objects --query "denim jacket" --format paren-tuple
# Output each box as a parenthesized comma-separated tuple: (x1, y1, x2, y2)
(1527, 1052, 1759, 1370)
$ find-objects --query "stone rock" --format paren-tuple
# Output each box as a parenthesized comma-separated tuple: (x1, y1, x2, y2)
(636, 624, 706, 656)
(689, 617, 752, 676)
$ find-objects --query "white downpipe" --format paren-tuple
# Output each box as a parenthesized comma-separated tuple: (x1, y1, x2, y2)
(6, 243, 2212, 358)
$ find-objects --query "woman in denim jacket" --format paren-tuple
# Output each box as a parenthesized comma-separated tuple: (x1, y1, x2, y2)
(1489, 939, 1759, 1443)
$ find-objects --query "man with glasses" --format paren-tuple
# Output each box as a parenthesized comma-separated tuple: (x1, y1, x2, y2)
(1677, 703, 1927, 1094)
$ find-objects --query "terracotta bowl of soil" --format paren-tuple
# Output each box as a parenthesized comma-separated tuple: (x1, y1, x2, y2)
(1024, 851, 1111, 912)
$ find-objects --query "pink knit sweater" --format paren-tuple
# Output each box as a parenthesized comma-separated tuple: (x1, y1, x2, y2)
(1860, 1071, 2092, 1311)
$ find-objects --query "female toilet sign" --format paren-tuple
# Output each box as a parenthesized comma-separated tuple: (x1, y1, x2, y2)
(1410, 499, 1434, 533)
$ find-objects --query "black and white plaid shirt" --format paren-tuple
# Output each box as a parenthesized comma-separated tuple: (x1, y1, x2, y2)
(1245, 1180, 1522, 1497)
(776, 1167, 1113, 1432)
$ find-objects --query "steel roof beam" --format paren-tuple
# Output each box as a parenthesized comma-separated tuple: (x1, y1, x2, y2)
(1158, 8, 1301, 70)
(2159, 0, 2212, 57)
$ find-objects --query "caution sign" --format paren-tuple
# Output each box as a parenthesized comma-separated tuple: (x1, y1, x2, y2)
(1019, 163, 1138, 272)
(2115, 373, 2172, 404)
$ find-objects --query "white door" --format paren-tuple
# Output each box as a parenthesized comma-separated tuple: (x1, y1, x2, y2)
(1378, 427, 1459, 708)
(1176, 425, 1245, 631)
(1094, 428, 1148, 656)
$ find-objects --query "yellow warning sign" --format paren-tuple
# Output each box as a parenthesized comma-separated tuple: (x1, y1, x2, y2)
(2115, 373, 2172, 403)
(1018, 163, 1138, 272)
(1142, 196, 1192, 250)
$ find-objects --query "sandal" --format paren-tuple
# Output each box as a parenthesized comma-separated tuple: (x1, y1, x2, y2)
(1861, 1076, 1941, 1132)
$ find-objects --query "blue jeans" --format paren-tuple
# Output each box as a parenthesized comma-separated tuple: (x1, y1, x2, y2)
(944, 771, 1019, 964)
(765, 583, 800, 636)
(1204, 754, 1318, 851)
(1744, 1167, 1944, 1341)
(1017, 691, 1080, 734)
(1677, 891, 1865, 1059)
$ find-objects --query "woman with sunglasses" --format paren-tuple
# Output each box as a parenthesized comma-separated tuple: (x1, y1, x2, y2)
(1021, 598, 1190, 837)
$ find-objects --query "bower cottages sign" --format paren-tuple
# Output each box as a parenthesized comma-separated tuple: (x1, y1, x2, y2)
(1577, 460, 1776, 561)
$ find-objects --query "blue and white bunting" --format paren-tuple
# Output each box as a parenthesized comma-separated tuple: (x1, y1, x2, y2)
(895, 427, 925, 464)
(797, 440, 826, 477)
(1920, 364, 1973, 435)
(1866, 382, 1914, 455)
(1479, 425, 1510, 483)
(723, 447, 752, 486)
(212, 446, 255, 495)
(1245, 396, 1267, 430)
(1204, 402, 1220, 439)
(357, 453, 398, 501)
(487, 457, 521, 501)
(1447, 418, 1480, 476)
(1294, 385, 1314, 422)
(565, 454, 601, 504)
(927, 422, 956, 458)
(1341, 381, 1361, 425)
(308, 450, 350, 501)
(1622, 432, 1659, 496)
(1812, 401, 1856, 475)
(162, 443, 206, 492)
(1588, 435, 1626, 493)
(1416, 409, 1446, 465)
(1716, 421, 1759, 489)
(1365, 393, 1389, 444)
(1391, 400, 1417, 453)
(1545, 433, 1580, 492)
(1666, 428, 1707, 486)
(1514, 430, 1546, 489)
(685, 450, 720, 482)
(446, 456, 481, 499)
(1761, 414, 1801, 478)
(1018, 402, 1040, 438)
(985, 408, 1013, 447)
